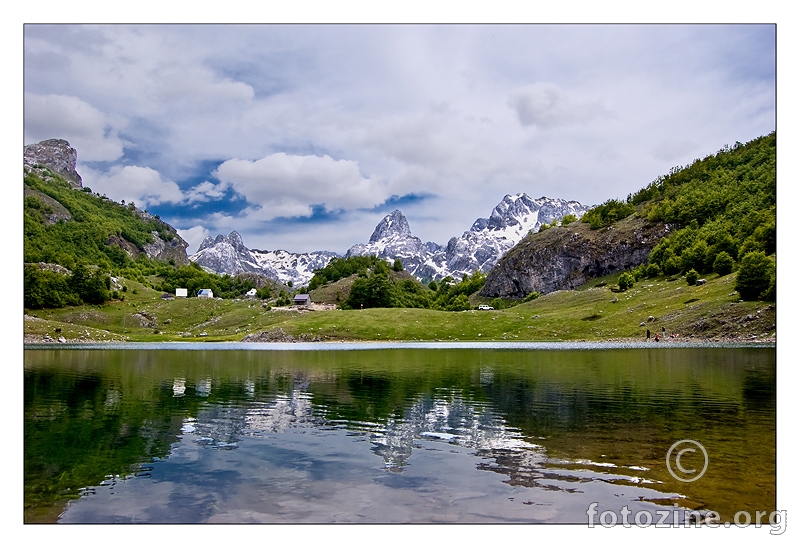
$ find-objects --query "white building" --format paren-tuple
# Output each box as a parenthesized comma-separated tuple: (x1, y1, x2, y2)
(176, 288, 188, 298)
(197, 289, 213, 299)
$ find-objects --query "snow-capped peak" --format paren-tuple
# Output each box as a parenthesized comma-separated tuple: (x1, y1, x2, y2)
(369, 210, 412, 243)
(190, 193, 588, 285)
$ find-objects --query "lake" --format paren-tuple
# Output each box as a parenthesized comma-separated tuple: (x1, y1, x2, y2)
(24, 342, 776, 524)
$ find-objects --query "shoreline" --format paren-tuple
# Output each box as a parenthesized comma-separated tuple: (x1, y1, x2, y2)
(23, 337, 776, 349)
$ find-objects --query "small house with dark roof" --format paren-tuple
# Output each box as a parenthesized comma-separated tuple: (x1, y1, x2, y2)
(293, 294, 311, 306)
(197, 288, 214, 299)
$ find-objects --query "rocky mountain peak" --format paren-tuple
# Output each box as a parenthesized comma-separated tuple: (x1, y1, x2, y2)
(197, 236, 216, 253)
(369, 210, 412, 243)
(222, 231, 248, 253)
(192, 193, 588, 285)
(190, 231, 341, 286)
(24, 139, 83, 188)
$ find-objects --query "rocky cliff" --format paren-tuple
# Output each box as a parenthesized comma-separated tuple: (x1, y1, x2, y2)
(135, 209, 190, 265)
(24, 139, 83, 188)
(24, 138, 189, 265)
(480, 215, 669, 298)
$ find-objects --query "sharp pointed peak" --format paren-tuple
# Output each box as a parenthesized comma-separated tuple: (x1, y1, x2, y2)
(369, 210, 412, 242)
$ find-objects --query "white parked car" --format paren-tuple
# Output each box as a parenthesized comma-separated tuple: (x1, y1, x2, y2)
(478, 305, 494, 310)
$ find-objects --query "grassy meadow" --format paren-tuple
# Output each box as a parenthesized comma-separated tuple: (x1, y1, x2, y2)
(24, 269, 775, 344)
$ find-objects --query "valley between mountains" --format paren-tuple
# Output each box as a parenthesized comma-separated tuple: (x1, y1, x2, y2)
(23, 134, 776, 344)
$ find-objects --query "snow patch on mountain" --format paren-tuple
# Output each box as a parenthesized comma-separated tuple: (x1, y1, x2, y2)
(346, 194, 588, 280)
(249, 248, 340, 286)
(346, 210, 446, 280)
(190, 231, 339, 286)
(442, 194, 589, 279)
(190, 193, 588, 286)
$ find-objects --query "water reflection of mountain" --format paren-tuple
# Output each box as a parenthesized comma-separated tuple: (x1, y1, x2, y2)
(25, 348, 776, 522)
(182, 379, 548, 478)
(364, 389, 546, 472)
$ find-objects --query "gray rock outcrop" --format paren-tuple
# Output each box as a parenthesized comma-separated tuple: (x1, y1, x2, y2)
(24, 138, 189, 266)
(480, 216, 669, 298)
(24, 139, 83, 188)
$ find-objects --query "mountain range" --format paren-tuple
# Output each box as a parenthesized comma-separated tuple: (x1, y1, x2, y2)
(192, 194, 589, 286)
(24, 137, 589, 289)
(191, 231, 339, 287)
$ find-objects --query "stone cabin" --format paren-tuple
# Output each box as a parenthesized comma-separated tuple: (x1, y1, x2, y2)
(293, 294, 311, 306)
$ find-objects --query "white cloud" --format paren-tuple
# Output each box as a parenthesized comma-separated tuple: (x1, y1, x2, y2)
(176, 225, 211, 254)
(360, 110, 455, 169)
(81, 165, 184, 208)
(507, 83, 606, 129)
(214, 153, 388, 220)
(21, 24, 776, 253)
(24, 93, 126, 161)
(185, 180, 230, 202)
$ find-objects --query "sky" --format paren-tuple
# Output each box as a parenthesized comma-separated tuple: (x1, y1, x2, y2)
(22, 23, 776, 255)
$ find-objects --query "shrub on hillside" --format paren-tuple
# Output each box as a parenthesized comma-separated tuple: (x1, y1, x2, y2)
(681, 242, 708, 273)
(275, 291, 291, 306)
(685, 269, 699, 286)
(431, 271, 486, 311)
(617, 272, 635, 291)
(662, 256, 682, 276)
(307, 255, 386, 288)
(447, 294, 472, 311)
(521, 291, 540, 303)
(345, 272, 396, 309)
(68, 264, 111, 305)
(735, 251, 774, 301)
(712, 251, 734, 275)
(645, 263, 661, 278)
(581, 199, 635, 229)
(24, 265, 81, 309)
(256, 286, 272, 299)
(560, 213, 578, 226)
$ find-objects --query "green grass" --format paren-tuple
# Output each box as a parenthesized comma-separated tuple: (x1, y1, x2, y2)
(25, 271, 775, 343)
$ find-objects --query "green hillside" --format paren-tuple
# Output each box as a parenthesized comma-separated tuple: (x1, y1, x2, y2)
(24, 168, 183, 270)
(625, 132, 775, 291)
(23, 167, 279, 308)
(23, 133, 776, 342)
(481, 132, 775, 306)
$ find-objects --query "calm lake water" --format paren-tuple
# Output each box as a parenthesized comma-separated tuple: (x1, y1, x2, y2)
(24, 343, 775, 524)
